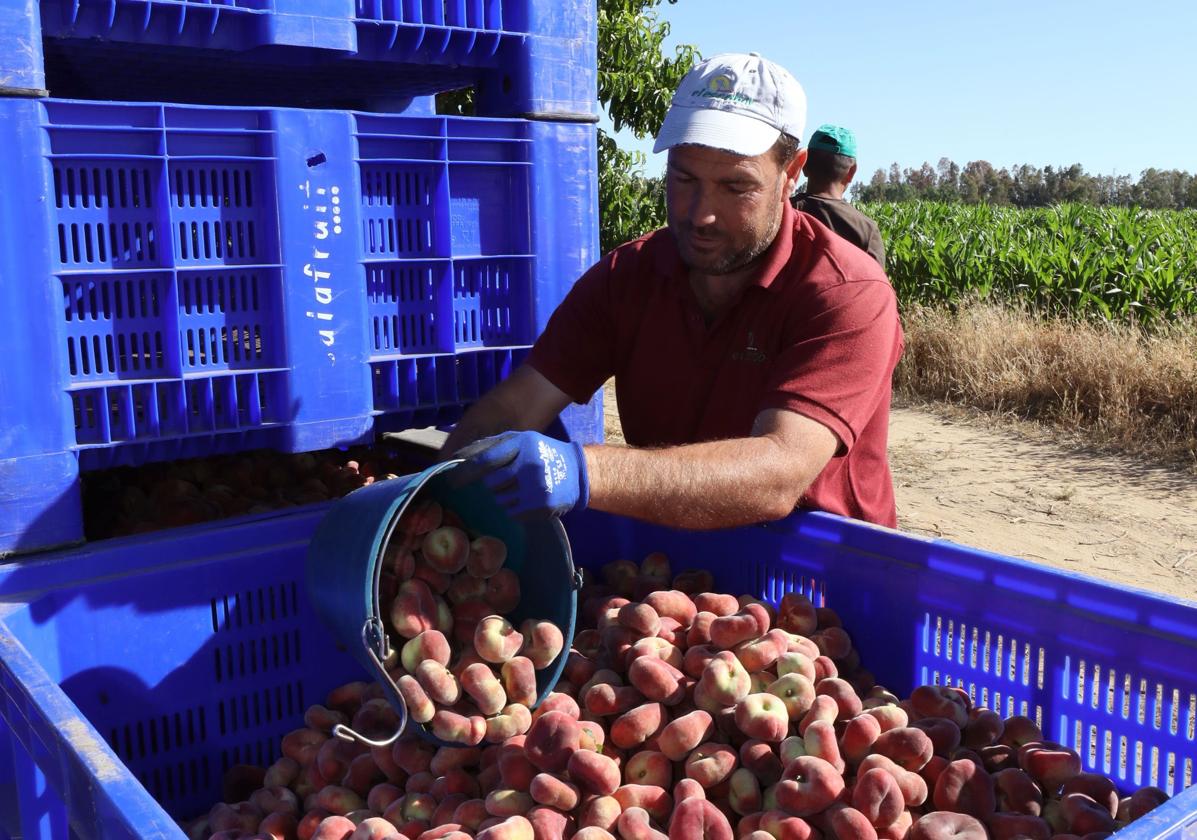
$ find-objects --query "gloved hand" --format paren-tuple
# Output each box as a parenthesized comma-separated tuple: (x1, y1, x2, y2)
(451, 431, 589, 520)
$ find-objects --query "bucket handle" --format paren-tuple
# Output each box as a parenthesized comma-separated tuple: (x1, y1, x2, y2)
(331, 633, 408, 748)
(332, 721, 403, 748)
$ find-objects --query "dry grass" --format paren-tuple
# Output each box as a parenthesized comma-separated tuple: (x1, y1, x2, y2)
(895, 302, 1197, 470)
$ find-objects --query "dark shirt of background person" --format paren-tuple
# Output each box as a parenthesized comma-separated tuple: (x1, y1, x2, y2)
(792, 125, 887, 267)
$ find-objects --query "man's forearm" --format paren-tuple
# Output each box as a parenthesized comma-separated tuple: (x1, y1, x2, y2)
(584, 438, 813, 530)
(443, 391, 520, 455)
(442, 391, 521, 455)
(442, 366, 573, 454)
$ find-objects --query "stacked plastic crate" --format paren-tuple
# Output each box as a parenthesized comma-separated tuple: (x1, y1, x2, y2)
(0, 0, 602, 557)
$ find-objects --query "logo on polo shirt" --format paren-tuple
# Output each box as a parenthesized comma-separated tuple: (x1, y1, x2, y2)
(731, 331, 767, 364)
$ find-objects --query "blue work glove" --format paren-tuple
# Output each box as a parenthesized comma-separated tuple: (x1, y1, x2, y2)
(452, 431, 589, 520)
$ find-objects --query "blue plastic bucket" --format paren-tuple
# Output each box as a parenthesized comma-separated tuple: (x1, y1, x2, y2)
(305, 460, 579, 746)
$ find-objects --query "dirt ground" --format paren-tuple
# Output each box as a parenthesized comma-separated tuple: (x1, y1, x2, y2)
(601, 383, 1197, 603)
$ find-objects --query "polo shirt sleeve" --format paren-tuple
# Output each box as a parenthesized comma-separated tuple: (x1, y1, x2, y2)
(524, 254, 618, 404)
(759, 279, 901, 454)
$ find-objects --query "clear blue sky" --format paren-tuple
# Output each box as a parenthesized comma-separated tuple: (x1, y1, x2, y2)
(604, 0, 1197, 183)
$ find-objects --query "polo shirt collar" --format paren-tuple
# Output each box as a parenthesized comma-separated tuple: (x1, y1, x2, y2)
(654, 202, 796, 292)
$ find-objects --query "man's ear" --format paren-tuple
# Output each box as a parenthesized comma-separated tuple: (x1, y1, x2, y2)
(845, 161, 858, 185)
(785, 148, 807, 193)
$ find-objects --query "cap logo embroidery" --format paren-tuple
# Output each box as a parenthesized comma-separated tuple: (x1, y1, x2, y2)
(693, 72, 755, 105)
(708, 74, 735, 93)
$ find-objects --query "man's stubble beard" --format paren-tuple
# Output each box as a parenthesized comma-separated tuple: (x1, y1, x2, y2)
(674, 186, 786, 277)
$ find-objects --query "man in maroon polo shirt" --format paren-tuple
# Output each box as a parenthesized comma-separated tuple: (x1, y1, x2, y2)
(446, 53, 904, 529)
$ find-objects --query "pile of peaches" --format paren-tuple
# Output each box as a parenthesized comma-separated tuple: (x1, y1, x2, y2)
(82, 446, 428, 539)
(189, 540, 1174, 840)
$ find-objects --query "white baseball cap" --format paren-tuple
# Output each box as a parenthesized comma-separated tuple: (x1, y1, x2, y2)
(653, 52, 807, 158)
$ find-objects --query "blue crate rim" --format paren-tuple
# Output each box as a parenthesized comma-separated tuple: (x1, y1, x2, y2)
(41, 97, 538, 123)
(789, 511, 1197, 617)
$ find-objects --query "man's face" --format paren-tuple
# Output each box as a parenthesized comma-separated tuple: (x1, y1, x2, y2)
(665, 144, 799, 276)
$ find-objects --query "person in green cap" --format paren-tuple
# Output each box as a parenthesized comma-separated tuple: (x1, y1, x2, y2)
(791, 124, 886, 266)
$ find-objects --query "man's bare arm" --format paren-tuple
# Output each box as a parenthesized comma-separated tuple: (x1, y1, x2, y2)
(442, 365, 574, 454)
(583, 408, 837, 529)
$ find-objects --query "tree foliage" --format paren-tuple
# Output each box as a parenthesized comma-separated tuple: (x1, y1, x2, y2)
(854, 158, 1197, 210)
(597, 0, 698, 253)
(598, 131, 669, 256)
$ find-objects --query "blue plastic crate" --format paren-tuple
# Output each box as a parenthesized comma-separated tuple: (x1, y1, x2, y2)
(563, 512, 1197, 803)
(0, 97, 600, 555)
(2, 0, 598, 117)
(0, 509, 365, 838)
(0, 508, 1193, 838)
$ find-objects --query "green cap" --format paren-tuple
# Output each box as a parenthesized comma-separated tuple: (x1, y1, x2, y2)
(808, 124, 857, 158)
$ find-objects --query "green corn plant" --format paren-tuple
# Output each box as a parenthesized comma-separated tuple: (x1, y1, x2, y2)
(858, 202, 1197, 326)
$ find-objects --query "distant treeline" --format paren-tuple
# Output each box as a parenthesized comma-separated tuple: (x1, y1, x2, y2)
(851, 160, 1197, 209)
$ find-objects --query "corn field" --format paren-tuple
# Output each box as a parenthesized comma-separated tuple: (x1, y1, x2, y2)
(860, 202, 1197, 324)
